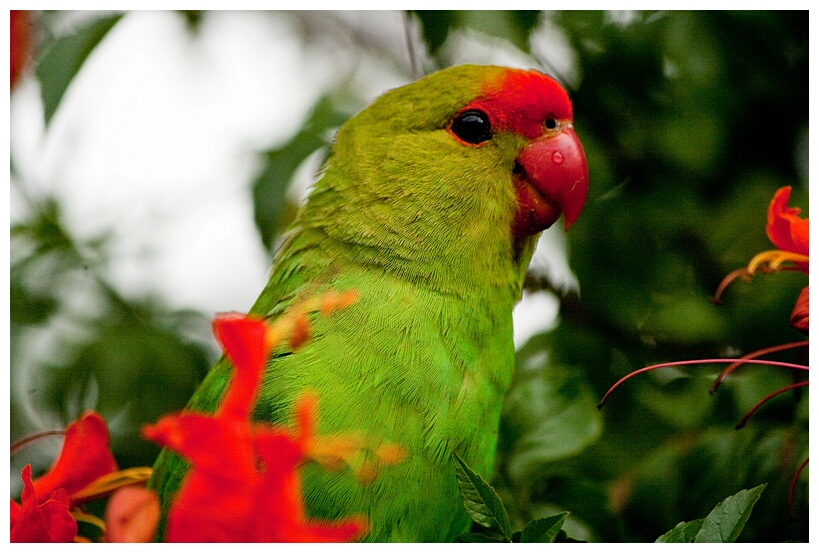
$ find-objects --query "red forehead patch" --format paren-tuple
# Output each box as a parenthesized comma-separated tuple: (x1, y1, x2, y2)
(465, 69, 573, 140)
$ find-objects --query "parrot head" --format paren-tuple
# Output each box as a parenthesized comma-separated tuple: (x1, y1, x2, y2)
(303, 64, 588, 289)
(443, 66, 588, 236)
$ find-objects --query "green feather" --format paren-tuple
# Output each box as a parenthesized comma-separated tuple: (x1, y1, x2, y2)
(150, 65, 545, 542)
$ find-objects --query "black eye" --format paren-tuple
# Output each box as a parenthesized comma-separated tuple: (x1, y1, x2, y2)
(544, 118, 557, 130)
(451, 109, 492, 144)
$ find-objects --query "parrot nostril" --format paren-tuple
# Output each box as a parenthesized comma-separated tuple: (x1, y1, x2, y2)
(513, 160, 525, 176)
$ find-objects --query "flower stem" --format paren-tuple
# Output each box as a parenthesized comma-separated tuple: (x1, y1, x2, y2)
(10, 429, 66, 456)
(709, 340, 809, 394)
(788, 457, 809, 519)
(734, 380, 809, 429)
(598, 358, 809, 409)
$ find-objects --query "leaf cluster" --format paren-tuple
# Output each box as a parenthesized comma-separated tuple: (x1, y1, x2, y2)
(507, 11, 808, 543)
(453, 453, 767, 543)
(453, 453, 572, 543)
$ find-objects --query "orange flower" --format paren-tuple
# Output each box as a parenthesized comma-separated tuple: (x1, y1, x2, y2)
(734, 186, 809, 277)
(760, 186, 809, 334)
(143, 312, 367, 542)
(31, 412, 119, 501)
(790, 287, 809, 334)
(600, 186, 809, 513)
(10, 466, 77, 543)
(717, 186, 808, 286)
(10, 412, 118, 542)
(104, 486, 161, 543)
(766, 186, 808, 263)
(11, 11, 32, 89)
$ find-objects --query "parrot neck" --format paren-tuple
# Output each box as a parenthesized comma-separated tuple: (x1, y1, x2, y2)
(297, 176, 537, 305)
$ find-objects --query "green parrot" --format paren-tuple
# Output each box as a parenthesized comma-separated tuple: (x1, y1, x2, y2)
(150, 64, 588, 542)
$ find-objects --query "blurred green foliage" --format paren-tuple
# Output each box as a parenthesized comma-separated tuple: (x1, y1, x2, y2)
(497, 10, 808, 543)
(252, 94, 353, 251)
(10, 10, 807, 542)
(35, 13, 122, 126)
(10, 197, 213, 480)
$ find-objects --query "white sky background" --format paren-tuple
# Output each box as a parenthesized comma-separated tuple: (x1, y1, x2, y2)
(9, 10, 580, 351)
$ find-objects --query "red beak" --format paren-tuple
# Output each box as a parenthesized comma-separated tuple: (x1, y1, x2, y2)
(511, 127, 588, 237)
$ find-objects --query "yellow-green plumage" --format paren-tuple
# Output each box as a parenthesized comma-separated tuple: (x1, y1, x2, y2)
(150, 64, 581, 541)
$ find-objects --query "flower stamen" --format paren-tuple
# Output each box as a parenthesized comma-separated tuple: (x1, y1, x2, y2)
(10, 430, 66, 456)
(747, 250, 809, 275)
(789, 457, 809, 519)
(70, 467, 153, 505)
(597, 358, 809, 409)
(70, 510, 106, 534)
(735, 380, 809, 429)
(713, 251, 809, 304)
(709, 340, 809, 394)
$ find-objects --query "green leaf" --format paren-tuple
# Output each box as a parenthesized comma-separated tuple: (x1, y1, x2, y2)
(177, 10, 204, 32)
(251, 94, 349, 251)
(414, 10, 541, 55)
(36, 14, 123, 126)
(455, 532, 508, 543)
(452, 452, 512, 540)
(655, 484, 767, 543)
(42, 310, 211, 466)
(510, 11, 542, 38)
(10, 279, 58, 325)
(461, 10, 540, 53)
(519, 512, 570, 543)
(655, 519, 704, 543)
(501, 362, 603, 482)
(413, 10, 455, 54)
(695, 484, 767, 543)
